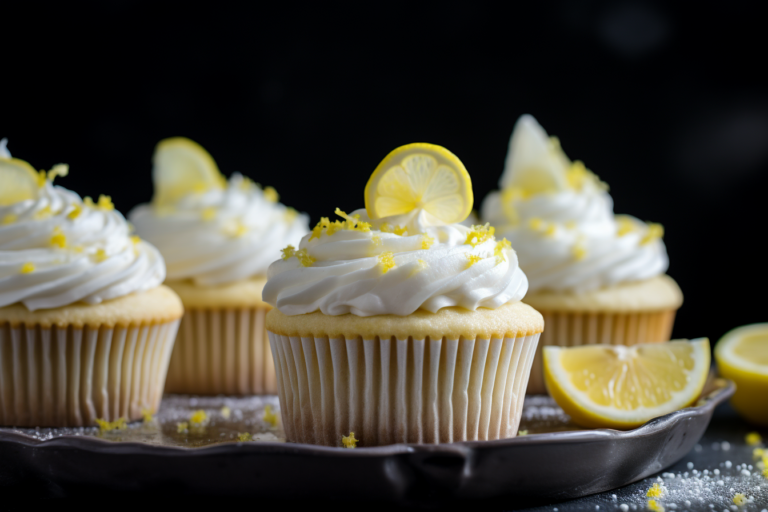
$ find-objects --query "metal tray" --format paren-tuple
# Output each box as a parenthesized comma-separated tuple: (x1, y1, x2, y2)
(0, 378, 734, 504)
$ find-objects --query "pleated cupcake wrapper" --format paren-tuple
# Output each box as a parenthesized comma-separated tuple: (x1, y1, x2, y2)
(268, 331, 540, 447)
(165, 307, 276, 395)
(527, 308, 678, 395)
(0, 320, 179, 427)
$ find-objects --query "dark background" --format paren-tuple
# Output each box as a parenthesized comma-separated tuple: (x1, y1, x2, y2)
(3, 1, 767, 345)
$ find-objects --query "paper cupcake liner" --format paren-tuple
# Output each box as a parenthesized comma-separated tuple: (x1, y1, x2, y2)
(0, 320, 179, 427)
(165, 307, 276, 395)
(527, 308, 678, 395)
(268, 331, 540, 447)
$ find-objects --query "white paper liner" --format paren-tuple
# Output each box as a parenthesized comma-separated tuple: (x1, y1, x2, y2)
(0, 320, 179, 427)
(527, 309, 678, 395)
(165, 307, 276, 395)
(268, 331, 540, 446)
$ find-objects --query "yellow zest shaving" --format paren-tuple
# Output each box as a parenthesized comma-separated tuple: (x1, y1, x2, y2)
(36, 169, 47, 187)
(310, 220, 325, 241)
(238, 432, 252, 442)
(518, 430, 528, 436)
(20, 262, 35, 274)
(2, 214, 17, 225)
(646, 499, 664, 512)
(33, 205, 52, 220)
(421, 235, 434, 249)
(296, 248, 315, 267)
(641, 223, 664, 245)
(281, 245, 296, 260)
(284, 207, 298, 223)
(572, 243, 587, 261)
(97, 195, 114, 211)
(565, 220, 576, 230)
(566, 160, 607, 191)
(746, 432, 762, 446)
(50, 227, 67, 249)
(733, 493, 747, 506)
(334, 208, 371, 232)
(544, 224, 556, 237)
(177, 422, 189, 433)
(379, 252, 395, 273)
(529, 217, 557, 236)
(239, 176, 255, 191)
(417, 259, 427, 269)
(371, 235, 382, 247)
(47, 164, 69, 182)
(465, 223, 495, 247)
(221, 406, 231, 419)
(342, 431, 358, 448)
(494, 238, 512, 263)
(263, 405, 278, 427)
(263, 186, 279, 203)
(310, 216, 347, 240)
(141, 409, 154, 423)
(190, 410, 209, 426)
(84, 197, 95, 208)
(501, 187, 528, 225)
(392, 225, 407, 236)
(95, 248, 109, 262)
(67, 204, 83, 220)
(130, 235, 141, 245)
(466, 254, 482, 268)
(201, 207, 216, 221)
(380, 223, 392, 233)
(95, 417, 127, 432)
(73, 245, 84, 253)
(646, 483, 664, 498)
(616, 216, 635, 236)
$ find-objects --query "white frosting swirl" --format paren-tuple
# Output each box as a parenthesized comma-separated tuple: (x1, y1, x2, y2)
(0, 182, 165, 311)
(481, 115, 669, 293)
(129, 173, 309, 286)
(263, 209, 528, 317)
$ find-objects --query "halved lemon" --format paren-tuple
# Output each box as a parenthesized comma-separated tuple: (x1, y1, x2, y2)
(364, 143, 473, 225)
(152, 137, 226, 206)
(544, 339, 711, 429)
(715, 324, 768, 426)
(0, 157, 40, 206)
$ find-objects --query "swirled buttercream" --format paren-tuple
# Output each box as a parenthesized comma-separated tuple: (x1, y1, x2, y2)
(481, 115, 669, 293)
(0, 171, 165, 311)
(130, 173, 309, 286)
(262, 209, 528, 316)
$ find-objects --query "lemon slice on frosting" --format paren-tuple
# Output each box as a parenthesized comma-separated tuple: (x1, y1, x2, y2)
(364, 143, 473, 226)
(152, 137, 227, 206)
(0, 157, 40, 206)
(715, 324, 768, 426)
(544, 339, 710, 429)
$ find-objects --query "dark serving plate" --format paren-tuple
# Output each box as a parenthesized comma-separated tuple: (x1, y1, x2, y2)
(0, 379, 734, 503)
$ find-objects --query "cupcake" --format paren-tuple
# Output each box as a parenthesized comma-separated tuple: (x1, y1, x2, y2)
(481, 115, 683, 394)
(0, 143, 182, 427)
(263, 143, 543, 446)
(129, 138, 309, 395)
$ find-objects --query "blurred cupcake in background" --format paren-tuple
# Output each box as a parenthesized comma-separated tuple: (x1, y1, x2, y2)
(130, 138, 309, 395)
(481, 116, 682, 394)
(0, 140, 182, 427)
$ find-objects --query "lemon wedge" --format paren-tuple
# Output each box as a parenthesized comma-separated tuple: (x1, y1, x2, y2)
(364, 143, 473, 226)
(715, 324, 768, 426)
(544, 339, 711, 429)
(0, 157, 40, 206)
(152, 137, 226, 206)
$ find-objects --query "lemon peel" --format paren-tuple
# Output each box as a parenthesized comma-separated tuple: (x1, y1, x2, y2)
(335, 208, 371, 232)
(238, 432, 253, 442)
(371, 235, 382, 247)
(295, 249, 315, 267)
(263, 186, 279, 203)
(284, 207, 298, 223)
(378, 252, 395, 273)
(715, 324, 768, 426)
(152, 137, 226, 206)
(646, 483, 664, 498)
(466, 254, 482, 268)
(50, 227, 67, 249)
(33, 205, 52, 220)
(263, 405, 279, 427)
(177, 422, 189, 433)
(20, 263, 35, 274)
(494, 238, 512, 263)
(647, 499, 664, 512)
(733, 493, 747, 506)
(0, 158, 42, 206)
(190, 410, 209, 427)
(281, 245, 296, 260)
(67, 204, 83, 220)
(95, 417, 127, 432)
(421, 234, 434, 250)
(500, 187, 528, 225)
(641, 223, 664, 245)
(141, 409, 154, 423)
(94, 248, 109, 262)
(342, 431, 358, 448)
(572, 242, 587, 261)
(465, 223, 495, 248)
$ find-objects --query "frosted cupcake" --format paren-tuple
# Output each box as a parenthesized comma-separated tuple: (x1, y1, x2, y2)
(263, 143, 543, 447)
(130, 138, 309, 395)
(0, 143, 182, 427)
(481, 115, 683, 394)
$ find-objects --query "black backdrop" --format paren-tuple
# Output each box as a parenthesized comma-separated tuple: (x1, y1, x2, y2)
(3, 1, 767, 346)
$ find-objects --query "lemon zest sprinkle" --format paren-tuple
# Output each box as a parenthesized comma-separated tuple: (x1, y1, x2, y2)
(95, 417, 127, 432)
(518, 430, 528, 436)
(380, 223, 392, 233)
(421, 235, 434, 250)
(616, 216, 636, 236)
(36, 170, 47, 187)
(417, 259, 428, 269)
(733, 493, 747, 506)
(95, 248, 109, 262)
(646, 483, 664, 498)
(177, 422, 189, 433)
(528, 217, 544, 231)
(230, 222, 248, 237)
(221, 406, 231, 419)
(296, 248, 315, 267)
(238, 432, 253, 442)
(466, 254, 482, 268)
(141, 409, 154, 423)
(566, 160, 607, 191)
(565, 220, 577, 230)
(309, 218, 326, 241)
(501, 187, 527, 225)
(97, 195, 114, 211)
(281, 245, 296, 260)
(392, 225, 407, 236)
(544, 224, 556, 237)
(239, 176, 255, 191)
(284, 207, 298, 223)
(641, 223, 664, 245)
(465, 223, 495, 247)
(47, 164, 69, 182)
(263, 186, 279, 203)
(189, 410, 209, 427)
(379, 252, 395, 273)
(371, 235, 382, 247)
(130, 235, 141, 245)
(67, 204, 83, 220)
(20, 262, 35, 274)
(334, 208, 371, 232)
(73, 245, 84, 253)
(2, 214, 17, 225)
(746, 432, 762, 446)
(50, 227, 67, 249)
(342, 431, 358, 448)
(263, 405, 279, 427)
(33, 205, 52, 220)
(572, 243, 587, 261)
(646, 499, 664, 512)
(201, 207, 217, 221)
(494, 238, 512, 263)
(83, 197, 95, 208)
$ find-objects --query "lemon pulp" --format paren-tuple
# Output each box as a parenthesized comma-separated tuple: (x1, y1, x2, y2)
(152, 137, 226, 206)
(364, 143, 473, 226)
(715, 324, 768, 426)
(0, 158, 41, 206)
(544, 339, 710, 429)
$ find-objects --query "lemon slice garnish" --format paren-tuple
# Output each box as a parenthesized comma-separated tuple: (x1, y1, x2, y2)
(364, 143, 473, 226)
(0, 157, 40, 206)
(544, 339, 711, 429)
(152, 137, 226, 206)
(500, 115, 570, 194)
(715, 324, 768, 426)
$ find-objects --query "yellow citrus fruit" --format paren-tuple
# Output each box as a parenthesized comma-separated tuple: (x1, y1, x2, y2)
(544, 339, 711, 429)
(152, 137, 226, 206)
(364, 143, 473, 225)
(0, 157, 40, 206)
(715, 324, 768, 426)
